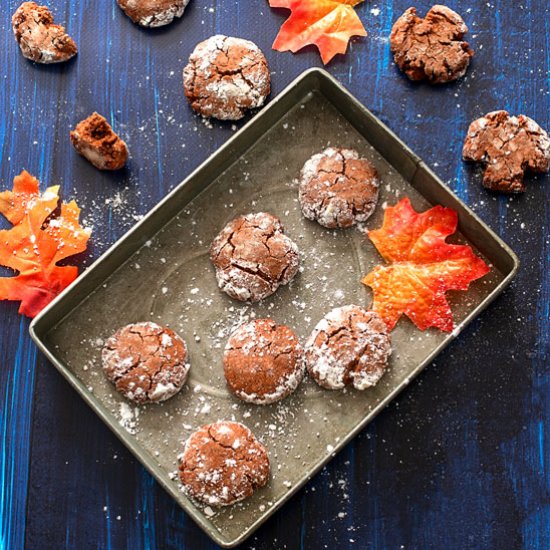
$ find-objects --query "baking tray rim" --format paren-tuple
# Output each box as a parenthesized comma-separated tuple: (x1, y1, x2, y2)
(29, 67, 520, 548)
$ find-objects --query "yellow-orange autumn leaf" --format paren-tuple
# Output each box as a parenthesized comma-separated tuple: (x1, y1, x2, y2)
(362, 198, 490, 332)
(269, 0, 367, 64)
(0, 171, 91, 317)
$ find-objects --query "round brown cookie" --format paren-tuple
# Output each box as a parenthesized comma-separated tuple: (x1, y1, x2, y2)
(304, 305, 391, 391)
(298, 148, 380, 229)
(463, 110, 550, 193)
(12, 2, 77, 64)
(390, 5, 473, 84)
(179, 421, 270, 506)
(224, 319, 304, 405)
(117, 0, 190, 28)
(102, 322, 190, 404)
(210, 212, 300, 302)
(70, 113, 129, 171)
(183, 35, 271, 120)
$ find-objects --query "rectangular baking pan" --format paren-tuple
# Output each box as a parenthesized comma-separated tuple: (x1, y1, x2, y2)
(29, 68, 519, 548)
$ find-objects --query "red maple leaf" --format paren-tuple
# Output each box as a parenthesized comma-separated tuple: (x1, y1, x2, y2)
(269, 0, 367, 64)
(0, 171, 91, 317)
(362, 198, 490, 332)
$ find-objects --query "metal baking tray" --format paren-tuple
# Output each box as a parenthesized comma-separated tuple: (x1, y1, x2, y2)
(30, 68, 519, 548)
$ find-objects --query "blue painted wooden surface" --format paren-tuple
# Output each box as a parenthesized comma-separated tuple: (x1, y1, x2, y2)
(1, 0, 549, 548)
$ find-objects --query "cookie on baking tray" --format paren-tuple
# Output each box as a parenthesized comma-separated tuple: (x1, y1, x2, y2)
(304, 305, 392, 391)
(299, 147, 380, 229)
(102, 322, 190, 404)
(210, 212, 300, 303)
(179, 421, 270, 506)
(224, 318, 304, 405)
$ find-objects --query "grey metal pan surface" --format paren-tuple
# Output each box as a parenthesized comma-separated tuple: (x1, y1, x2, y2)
(29, 68, 519, 548)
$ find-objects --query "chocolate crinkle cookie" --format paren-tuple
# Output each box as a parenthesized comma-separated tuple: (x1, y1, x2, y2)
(390, 5, 473, 84)
(179, 421, 270, 506)
(102, 322, 190, 404)
(299, 148, 380, 229)
(210, 212, 300, 303)
(70, 113, 129, 170)
(12, 2, 77, 64)
(224, 319, 304, 405)
(117, 0, 190, 28)
(304, 305, 391, 391)
(463, 110, 550, 193)
(183, 35, 271, 121)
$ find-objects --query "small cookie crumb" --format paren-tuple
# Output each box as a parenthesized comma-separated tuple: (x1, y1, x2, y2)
(70, 113, 129, 171)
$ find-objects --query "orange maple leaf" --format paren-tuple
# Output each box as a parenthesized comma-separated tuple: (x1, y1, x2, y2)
(362, 198, 490, 332)
(0, 170, 91, 318)
(269, 0, 367, 64)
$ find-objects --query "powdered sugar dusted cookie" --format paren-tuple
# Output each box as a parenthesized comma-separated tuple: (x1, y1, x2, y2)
(210, 212, 300, 302)
(304, 305, 391, 391)
(179, 421, 270, 506)
(390, 5, 473, 84)
(299, 148, 380, 229)
(12, 2, 77, 64)
(117, 0, 190, 28)
(224, 319, 304, 405)
(102, 322, 190, 404)
(183, 35, 271, 120)
(463, 110, 550, 193)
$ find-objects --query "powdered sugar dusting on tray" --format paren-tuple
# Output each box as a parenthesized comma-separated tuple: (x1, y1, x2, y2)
(48, 92, 502, 540)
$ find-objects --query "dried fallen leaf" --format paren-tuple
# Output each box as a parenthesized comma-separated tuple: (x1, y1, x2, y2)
(0, 170, 91, 317)
(269, 0, 367, 64)
(362, 197, 490, 332)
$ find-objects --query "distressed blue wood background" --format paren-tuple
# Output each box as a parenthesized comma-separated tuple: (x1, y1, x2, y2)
(1, 0, 549, 548)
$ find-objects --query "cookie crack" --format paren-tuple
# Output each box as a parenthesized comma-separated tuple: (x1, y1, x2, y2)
(229, 262, 275, 286)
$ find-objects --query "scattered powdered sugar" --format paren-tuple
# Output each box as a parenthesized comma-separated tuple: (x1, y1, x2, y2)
(60, 89, 470, 536)
(203, 506, 216, 517)
(118, 402, 140, 434)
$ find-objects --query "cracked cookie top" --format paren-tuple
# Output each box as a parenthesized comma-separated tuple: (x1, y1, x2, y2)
(304, 305, 392, 391)
(390, 5, 473, 84)
(117, 0, 190, 28)
(12, 2, 77, 64)
(178, 421, 270, 506)
(463, 110, 550, 193)
(183, 35, 271, 120)
(299, 147, 380, 229)
(210, 212, 300, 303)
(223, 319, 304, 405)
(102, 322, 190, 404)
